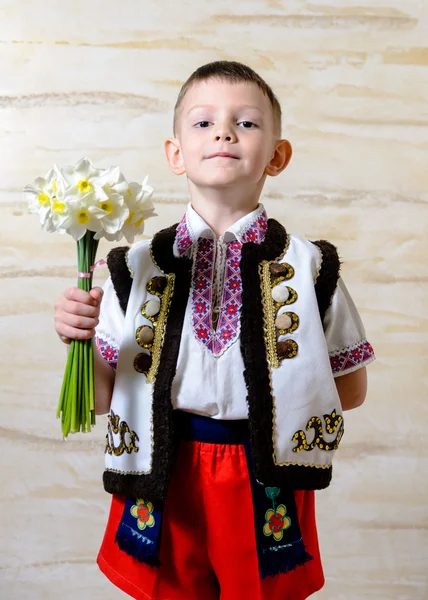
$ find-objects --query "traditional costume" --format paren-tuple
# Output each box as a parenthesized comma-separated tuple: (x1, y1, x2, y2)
(95, 203, 375, 599)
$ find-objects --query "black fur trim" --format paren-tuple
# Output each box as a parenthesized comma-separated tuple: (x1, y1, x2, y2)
(312, 240, 341, 324)
(106, 246, 132, 314)
(103, 224, 192, 503)
(240, 219, 332, 490)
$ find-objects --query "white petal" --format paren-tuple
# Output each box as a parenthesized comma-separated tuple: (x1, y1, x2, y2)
(103, 218, 122, 234)
(88, 206, 108, 218)
(44, 167, 57, 182)
(109, 192, 125, 206)
(60, 165, 76, 186)
(92, 185, 109, 202)
(93, 166, 121, 187)
(66, 222, 87, 241)
(74, 157, 97, 178)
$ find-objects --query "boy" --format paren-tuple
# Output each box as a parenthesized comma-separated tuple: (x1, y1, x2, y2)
(54, 61, 375, 600)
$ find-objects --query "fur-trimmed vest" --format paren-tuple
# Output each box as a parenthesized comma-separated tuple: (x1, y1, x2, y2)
(103, 219, 342, 503)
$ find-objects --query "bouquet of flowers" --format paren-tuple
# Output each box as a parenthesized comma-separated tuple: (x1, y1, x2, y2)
(24, 157, 157, 437)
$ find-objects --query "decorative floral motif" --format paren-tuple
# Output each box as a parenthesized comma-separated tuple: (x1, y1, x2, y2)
(176, 214, 193, 255)
(263, 487, 291, 542)
(95, 335, 119, 369)
(241, 210, 268, 244)
(130, 499, 155, 530)
(292, 409, 344, 453)
(179, 209, 268, 357)
(213, 240, 244, 352)
(105, 410, 139, 456)
(330, 340, 375, 375)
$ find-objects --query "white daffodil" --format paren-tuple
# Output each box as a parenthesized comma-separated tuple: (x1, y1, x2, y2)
(117, 179, 157, 243)
(94, 167, 129, 198)
(60, 157, 109, 204)
(59, 194, 104, 241)
(24, 165, 68, 229)
(91, 192, 130, 237)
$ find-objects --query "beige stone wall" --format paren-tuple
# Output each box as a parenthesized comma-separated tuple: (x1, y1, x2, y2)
(1, 1, 427, 598)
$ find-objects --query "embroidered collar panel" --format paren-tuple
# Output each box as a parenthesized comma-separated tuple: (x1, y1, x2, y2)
(174, 202, 268, 257)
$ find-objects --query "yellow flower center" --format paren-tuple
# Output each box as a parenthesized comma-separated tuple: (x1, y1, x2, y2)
(52, 199, 66, 214)
(77, 179, 92, 193)
(125, 210, 134, 224)
(38, 193, 50, 206)
(127, 188, 133, 196)
(52, 179, 57, 193)
(100, 201, 113, 215)
(77, 209, 90, 224)
(134, 216, 144, 227)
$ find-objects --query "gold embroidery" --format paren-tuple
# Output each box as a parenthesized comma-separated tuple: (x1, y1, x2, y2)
(271, 282, 298, 307)
(147, 275, 168, 297)
(292, 410, 344, 453)
(135, 275, 174, 378)
(269, 262, 295, 280)
(136, 325, 154, 349)
(277, 340, 299, 360)
(259, 254, 299, 369)
(141, 300, 160, 325)
(146, 274, 175, 384)
(260, 260, 279, 369)
(276, 312, 299, 335)
(125, 247, 134, 279)
(105, 410, 139, 456)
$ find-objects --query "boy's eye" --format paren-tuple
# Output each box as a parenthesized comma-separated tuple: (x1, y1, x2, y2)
(238, 121, 257, 128)
(195, 121, 211, 128)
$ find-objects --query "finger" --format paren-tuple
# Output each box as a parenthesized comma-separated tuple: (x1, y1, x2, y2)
(63, 299, 100, 318)
(55, 317, 93, 340)
(58, 323, 96, 341)
(89, 287, 104, 304)
(64, 287, 98, 306)
(56, 310, 99, 331)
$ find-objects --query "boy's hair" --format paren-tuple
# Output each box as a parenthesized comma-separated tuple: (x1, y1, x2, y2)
(173, 60, 282, 137)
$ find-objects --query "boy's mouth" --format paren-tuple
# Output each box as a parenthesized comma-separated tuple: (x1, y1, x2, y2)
(206, 152, 239, 159)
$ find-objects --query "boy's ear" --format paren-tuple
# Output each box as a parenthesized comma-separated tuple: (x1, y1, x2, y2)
(264, 139, 292, 177)
(165, 138, 186, 175)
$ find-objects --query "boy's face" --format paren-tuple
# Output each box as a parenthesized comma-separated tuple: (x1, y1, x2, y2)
(166, 79, 288, 191)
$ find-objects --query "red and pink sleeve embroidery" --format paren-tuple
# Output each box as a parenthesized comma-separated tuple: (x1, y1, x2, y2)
(95, 335, 119, 369)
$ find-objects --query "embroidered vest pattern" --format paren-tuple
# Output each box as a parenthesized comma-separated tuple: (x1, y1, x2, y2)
(105, 410, 140, 456)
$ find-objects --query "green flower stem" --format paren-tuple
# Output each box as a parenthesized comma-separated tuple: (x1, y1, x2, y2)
(56, 230, 100, 438)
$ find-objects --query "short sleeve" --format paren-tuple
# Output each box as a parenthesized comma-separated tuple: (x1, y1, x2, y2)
(94, 276, 125, 369)
(324, 277, 375, 377)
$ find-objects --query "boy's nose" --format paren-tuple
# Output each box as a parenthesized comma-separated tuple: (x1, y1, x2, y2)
(213, 125, 237, 143)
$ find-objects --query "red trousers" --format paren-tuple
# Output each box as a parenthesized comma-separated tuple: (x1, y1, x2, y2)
(97, 440, 325, 599)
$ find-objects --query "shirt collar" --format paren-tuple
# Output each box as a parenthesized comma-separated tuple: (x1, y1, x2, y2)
(174, 202, 268, 257)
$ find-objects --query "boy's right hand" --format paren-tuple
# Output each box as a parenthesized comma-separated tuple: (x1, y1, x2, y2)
(54, 287, 104, 345)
